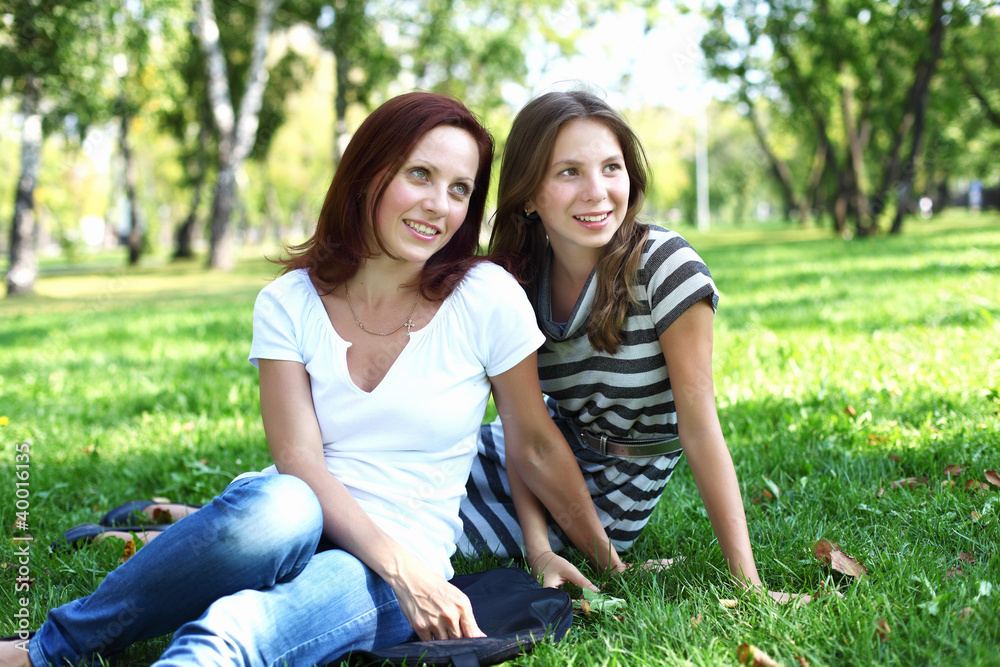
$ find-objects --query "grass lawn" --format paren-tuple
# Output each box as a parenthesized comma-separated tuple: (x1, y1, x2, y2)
(2, 213, 998, 666)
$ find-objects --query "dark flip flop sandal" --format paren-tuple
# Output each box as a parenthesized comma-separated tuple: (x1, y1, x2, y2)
(99, 500, 203, 527)
(51, 523, 171, 551)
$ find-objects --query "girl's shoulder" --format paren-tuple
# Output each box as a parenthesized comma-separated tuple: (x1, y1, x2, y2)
(640, 223, 693, 253)
(638, 224, 706, 268)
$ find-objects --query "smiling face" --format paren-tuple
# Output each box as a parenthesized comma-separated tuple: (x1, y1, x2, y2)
(529, 118, 631, 266)
(372, 125, 480, 267)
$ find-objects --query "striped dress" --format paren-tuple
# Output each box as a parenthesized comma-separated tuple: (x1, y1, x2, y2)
(459, 225, 720, 559)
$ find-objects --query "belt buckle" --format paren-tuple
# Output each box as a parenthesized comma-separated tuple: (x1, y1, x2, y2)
(599, 434, 608, 455)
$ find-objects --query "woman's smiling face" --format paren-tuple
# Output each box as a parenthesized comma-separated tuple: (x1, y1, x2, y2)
(372, 125, 480, 266)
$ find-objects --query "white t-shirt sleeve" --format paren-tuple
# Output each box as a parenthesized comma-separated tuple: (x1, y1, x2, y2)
(249, 272, 306, 368)
(467, 262, 545, 378)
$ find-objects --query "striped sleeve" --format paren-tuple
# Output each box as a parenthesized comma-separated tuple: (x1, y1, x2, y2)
(642, 229, 719, 337)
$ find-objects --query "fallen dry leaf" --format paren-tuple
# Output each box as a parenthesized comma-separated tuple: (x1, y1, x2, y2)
(813, 539, 839, 561)
(151, 507, 175, 523)
(946, 567, 964, 579)
(796, 657, 810, 667)
(829, 550, 868, 578)
(844, 405, 857, 417)
(985, 470, 1000, 487)
(876, 618, 891, 642)
(690, 613, 703, 628)
(943, 464, 964, 477)
(958, 552, 975, 564)
(891, 477, 928, 489)
(737, 643, 781, 667)
(573, 599, 592, 616)
(965, 479, 989, 492)
(957, 607, 973, 621)
(719, 598, 739, 609)
(888, 454, 901, 463)
(813, 539, 868, 578)
(119, 538, 136, 564)
(971, 511, 982, 521)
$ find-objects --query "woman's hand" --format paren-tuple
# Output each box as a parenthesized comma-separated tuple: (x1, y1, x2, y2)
(529, 550, 600, 590)
(388, 558, 485, 641)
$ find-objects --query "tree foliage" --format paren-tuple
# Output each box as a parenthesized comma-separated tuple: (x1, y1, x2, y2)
(700, 0, 999, 235)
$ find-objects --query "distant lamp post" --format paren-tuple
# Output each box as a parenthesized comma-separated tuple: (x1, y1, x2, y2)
(695, 101, 710, 232)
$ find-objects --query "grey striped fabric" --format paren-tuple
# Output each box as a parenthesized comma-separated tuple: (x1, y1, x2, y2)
(458, 225, 720, 559)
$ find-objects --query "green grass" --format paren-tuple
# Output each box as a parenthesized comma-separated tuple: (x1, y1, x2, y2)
(2, 214, 999, 665)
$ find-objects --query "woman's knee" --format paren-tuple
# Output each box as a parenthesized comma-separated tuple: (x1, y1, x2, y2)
(216, 474, 323, 550)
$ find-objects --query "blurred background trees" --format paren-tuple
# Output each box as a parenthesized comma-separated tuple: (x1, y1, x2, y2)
(2, 0, 997, 295)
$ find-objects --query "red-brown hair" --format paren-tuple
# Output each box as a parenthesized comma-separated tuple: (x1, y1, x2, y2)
(281, 91, 494, 299)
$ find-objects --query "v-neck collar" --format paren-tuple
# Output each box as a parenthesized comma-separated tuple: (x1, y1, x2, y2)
(538, 246, 596, 341)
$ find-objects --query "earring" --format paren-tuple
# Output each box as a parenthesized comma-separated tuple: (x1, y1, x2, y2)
(523, 204, 539, 222)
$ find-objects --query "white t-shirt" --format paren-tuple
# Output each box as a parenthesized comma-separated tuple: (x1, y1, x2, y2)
(245, 262, 544, 578)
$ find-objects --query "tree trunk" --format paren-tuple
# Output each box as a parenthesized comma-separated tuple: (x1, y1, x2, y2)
(891, 0, 946, 235)
(823, 144, 848, 236)
(5, 77, 43, 297)
(120, 111, 144, 266)
(196, 0, 281, 270)
(742, 92, 800, 222)
(207, 158, 238, 269)
(333, 49, 350, 167)
(174, 118, 210, 260)
(174, 209, 199, 260)
(801, 138, 829, 226)
(840, 69, 872, 236)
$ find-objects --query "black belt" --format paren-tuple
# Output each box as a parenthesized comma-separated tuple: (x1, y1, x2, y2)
(579, 431, 680, 459)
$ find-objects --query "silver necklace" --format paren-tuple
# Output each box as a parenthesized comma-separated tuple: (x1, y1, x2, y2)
(345, 284, 419, 336)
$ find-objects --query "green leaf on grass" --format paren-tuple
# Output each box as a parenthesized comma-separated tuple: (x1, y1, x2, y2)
(975, 582, 994, 600)
(581, 588, 626, 613)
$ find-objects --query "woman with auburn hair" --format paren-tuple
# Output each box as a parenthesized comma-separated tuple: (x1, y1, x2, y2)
(1, 91, 619, 667)
(460, 90, 805, 602)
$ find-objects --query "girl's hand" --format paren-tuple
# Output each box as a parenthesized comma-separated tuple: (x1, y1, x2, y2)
(765, 589, 812, 606)
(529, 550, 599, 591)
(388, 560, 485, 641)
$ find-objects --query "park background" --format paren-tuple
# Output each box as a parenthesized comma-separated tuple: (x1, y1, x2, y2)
(2, 1, 999, 665)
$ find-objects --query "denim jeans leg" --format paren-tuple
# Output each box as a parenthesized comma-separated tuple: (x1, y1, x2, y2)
(29, 474, 323, 667)
(153, 548, 414, 667)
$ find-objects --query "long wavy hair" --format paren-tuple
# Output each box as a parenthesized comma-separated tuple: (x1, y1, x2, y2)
(280, 91, 494, 300)
(489, 91, 650, 353)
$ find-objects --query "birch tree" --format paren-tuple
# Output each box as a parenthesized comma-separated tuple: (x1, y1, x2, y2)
(1, 0, 109, 296)
(195, 0, 281, 270)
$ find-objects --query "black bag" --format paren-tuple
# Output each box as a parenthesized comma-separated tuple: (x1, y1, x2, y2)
(338, 567, 574, 667)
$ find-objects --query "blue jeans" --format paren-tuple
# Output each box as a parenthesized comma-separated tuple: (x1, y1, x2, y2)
(29, 474, 414, 667)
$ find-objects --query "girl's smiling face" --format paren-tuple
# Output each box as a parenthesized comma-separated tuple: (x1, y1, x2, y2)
(529, 118, 631, 264)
